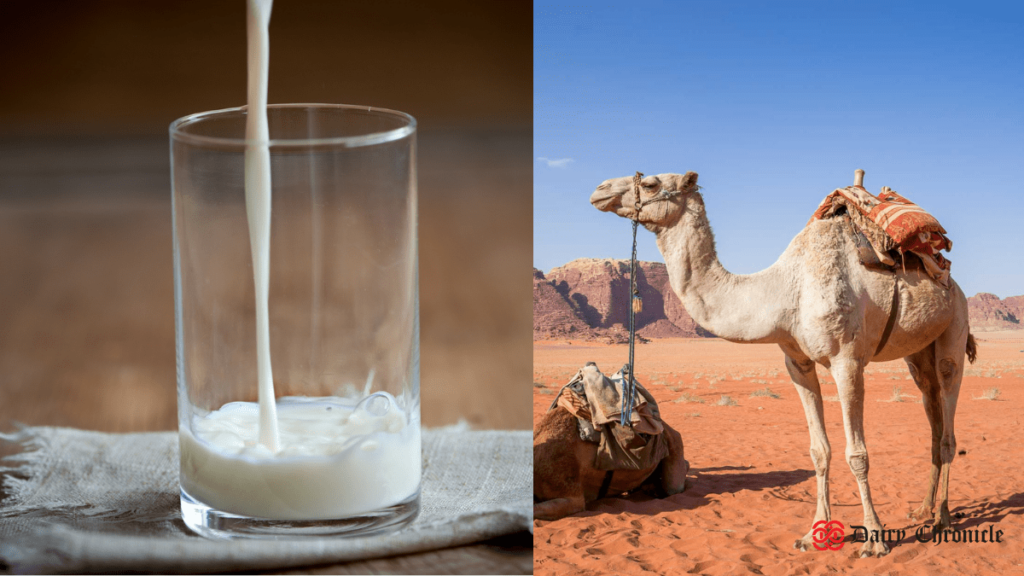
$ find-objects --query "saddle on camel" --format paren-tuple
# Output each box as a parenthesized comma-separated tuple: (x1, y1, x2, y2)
(811, 169, 953, 286)
(533, 362, 690, 521)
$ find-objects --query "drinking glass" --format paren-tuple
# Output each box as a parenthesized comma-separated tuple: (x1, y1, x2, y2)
(170, 104, 419, 539)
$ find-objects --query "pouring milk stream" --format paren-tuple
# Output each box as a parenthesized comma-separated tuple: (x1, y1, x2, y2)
(245, 0, 280, 453)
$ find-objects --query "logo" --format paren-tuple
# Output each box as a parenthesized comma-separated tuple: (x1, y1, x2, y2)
(915, 525, 1004, 545)
(812, 520, 845, 551)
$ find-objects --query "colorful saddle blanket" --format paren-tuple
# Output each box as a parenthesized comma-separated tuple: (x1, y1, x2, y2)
(811, 185, 952, 286)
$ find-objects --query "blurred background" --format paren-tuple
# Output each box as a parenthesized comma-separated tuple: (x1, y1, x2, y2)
(0, 0, 531, 435)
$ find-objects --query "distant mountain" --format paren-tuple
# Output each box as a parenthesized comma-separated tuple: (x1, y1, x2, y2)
(535, 259, 1023, 340)
(533, 267, 592, 339)
(533, 258, 714, 341)
(967, 293, 1024, 332)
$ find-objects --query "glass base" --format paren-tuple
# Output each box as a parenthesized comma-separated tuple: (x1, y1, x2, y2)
(180, 488, 420, 539)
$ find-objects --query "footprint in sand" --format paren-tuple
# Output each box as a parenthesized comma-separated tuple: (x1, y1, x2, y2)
(575, 525, 595, 540)
(890, 545, 923, 563)
(688, 560, 721, 573)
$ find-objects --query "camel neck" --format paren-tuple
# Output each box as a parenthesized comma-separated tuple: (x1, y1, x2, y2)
(656, 194, 725, 296)
(655, 194, 788, 343)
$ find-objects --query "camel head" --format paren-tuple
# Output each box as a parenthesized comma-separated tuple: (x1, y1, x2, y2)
(590, 172, 699, 230)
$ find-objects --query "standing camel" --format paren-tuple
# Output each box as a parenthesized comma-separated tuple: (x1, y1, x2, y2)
(590, 172, 976, 557)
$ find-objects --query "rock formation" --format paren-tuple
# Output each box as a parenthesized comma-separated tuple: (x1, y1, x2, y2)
(967, 292, 1023, 331)
(534, 259, 713, 341)
(532, 268, 592, 340)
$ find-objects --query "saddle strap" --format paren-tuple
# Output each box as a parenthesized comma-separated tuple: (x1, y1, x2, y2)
(874, 276, 900, 356)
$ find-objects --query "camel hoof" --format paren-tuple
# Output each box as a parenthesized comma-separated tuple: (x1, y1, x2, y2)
(907, 504, 933, 521)
(933, 506, 953, 533)
(793, 536, 815, 552)
(859, 540, 890, 558)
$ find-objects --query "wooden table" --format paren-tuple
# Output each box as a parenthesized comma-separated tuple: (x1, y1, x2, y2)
(0, 130, 533, 574)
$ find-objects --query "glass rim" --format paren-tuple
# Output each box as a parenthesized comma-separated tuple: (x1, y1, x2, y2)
(169, 103, 416, 148)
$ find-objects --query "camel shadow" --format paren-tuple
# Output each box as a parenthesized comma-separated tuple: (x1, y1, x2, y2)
(950, 491, 1024, 527)
(579, 466, 814, 517)
(685, 467, 815, 500)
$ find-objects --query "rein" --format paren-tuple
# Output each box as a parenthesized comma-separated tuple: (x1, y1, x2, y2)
(619, 173, 688, 426)
(620, 172, 644, 426)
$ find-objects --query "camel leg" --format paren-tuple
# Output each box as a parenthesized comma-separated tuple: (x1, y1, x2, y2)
(533, 456, 585, 520)
(931, 321, 968, 532)
(832, 356, 889, 557)
(658, 423, 690, 495)
(533, 408, 587, 521)
(905, 344, 943, 522)
(783, 352, 834, 553)
(534, 496, 585, 521)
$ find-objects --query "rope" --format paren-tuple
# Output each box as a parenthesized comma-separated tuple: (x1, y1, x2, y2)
(620, 172, 643, 426)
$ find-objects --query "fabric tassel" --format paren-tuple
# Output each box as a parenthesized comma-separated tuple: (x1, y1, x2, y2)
(632, 295, 643, 314)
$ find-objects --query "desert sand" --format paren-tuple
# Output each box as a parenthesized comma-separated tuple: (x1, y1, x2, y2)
(534, 333, 1024, 575)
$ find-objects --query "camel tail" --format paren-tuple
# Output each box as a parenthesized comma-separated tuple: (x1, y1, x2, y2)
(966, 332, 978, 364)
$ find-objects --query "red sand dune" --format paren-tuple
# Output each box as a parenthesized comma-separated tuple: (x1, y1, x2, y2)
(534, 333, 1024, 575)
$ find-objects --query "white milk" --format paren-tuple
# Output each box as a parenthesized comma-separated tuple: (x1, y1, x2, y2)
(181, 394, 421, 520)
(179, 0, 420, 521)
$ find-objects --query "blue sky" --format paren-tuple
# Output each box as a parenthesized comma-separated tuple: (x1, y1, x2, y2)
(534, 1, 1024, 298)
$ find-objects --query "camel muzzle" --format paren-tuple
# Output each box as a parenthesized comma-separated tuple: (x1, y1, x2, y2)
(589, 186, 625, 212)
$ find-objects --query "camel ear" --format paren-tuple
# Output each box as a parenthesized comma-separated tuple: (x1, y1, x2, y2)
(679, 172, 698, 191)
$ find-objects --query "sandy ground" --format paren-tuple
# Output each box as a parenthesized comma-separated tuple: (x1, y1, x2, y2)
(534, 333, 1024, 575)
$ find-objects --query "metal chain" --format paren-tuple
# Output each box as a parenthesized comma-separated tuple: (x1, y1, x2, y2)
(621, 172, 643, 426)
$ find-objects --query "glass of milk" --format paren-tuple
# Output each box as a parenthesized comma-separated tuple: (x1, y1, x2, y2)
(170, 104, 419, 538)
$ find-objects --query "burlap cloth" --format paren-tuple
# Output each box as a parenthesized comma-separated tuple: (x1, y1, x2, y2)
(0, 426, 530, 574)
